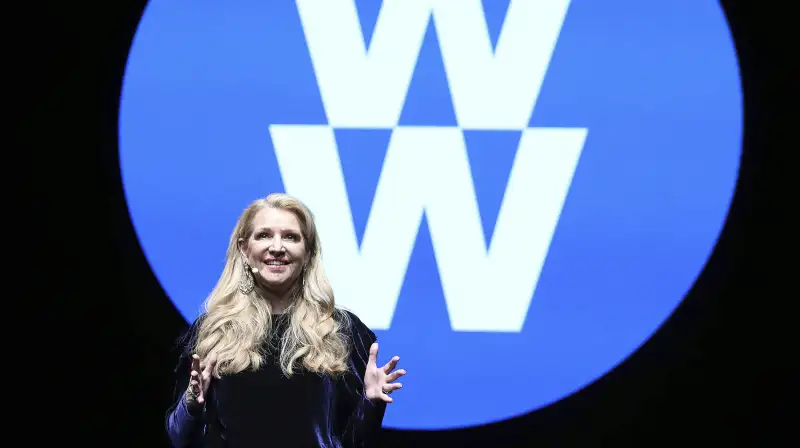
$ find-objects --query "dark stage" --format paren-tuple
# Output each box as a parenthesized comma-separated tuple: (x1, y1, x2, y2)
(40, 1, 786, 446)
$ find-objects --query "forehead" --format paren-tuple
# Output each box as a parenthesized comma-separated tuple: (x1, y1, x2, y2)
(250, 207, 302, 231)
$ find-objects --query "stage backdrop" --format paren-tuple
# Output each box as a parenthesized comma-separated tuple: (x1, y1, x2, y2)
(118, 0, 741, 431)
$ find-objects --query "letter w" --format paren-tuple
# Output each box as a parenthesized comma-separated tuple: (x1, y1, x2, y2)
(295, 0, 573, 129)
(276, 0, 587, 331)
(269, 126, 587, 331)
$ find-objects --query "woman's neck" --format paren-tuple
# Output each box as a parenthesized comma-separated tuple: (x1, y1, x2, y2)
(255, 283, 297, 314)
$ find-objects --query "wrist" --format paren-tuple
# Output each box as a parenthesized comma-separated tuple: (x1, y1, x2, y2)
(184, 386, 201, 406)
(183, 392, 203, 417)
(185, 384, 196, 400)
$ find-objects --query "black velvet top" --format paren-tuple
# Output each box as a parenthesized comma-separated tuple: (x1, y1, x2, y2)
(165, 310, 387, 448)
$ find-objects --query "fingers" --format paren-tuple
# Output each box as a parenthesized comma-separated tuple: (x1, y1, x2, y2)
(190, 354, 210, 403)
(202, 353, 217, 381)
(382, 382, 403, 393)
(368, 343, 378, 366)
(380, 366, 405, 404)
(381, 394, 394, 403)
(190, 354, 202, 393)
(193, 353, 220, 403)
(190, 370, 203, 404)
(382, 356, 400, 374)
(191, 354, 201, 373)
(385, 368, 406, 383)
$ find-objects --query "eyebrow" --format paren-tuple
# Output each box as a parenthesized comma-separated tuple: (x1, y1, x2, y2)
(253, 227, 301, 234)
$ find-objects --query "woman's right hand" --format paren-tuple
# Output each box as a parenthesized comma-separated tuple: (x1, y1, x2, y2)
(187, 353, 217, 406)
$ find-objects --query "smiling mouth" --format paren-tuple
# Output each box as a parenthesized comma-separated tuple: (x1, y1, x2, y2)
(265, 260, 289, 266)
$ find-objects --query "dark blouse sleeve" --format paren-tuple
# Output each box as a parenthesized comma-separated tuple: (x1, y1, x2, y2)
(337, 310, 388, 448)
(165, 319, 206, 448)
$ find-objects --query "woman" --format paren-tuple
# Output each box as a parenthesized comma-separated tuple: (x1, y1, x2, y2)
(165, 193, 406, 447)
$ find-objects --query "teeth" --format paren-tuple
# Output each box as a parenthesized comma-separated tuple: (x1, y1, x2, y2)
(266, 261, 287, 265)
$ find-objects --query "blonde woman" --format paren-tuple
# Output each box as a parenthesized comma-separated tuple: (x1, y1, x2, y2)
(165, 194, 406, 447)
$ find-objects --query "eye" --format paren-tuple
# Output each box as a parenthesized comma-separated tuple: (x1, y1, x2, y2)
(256, 232, 269, 239)
(285, 234, 298, 241)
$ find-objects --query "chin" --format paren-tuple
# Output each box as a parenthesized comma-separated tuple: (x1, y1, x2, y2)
(259, 274, 296, 291)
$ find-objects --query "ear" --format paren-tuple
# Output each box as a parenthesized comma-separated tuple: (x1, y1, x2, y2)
(304, 251, 313, 268)
(237, 237, 248, 260)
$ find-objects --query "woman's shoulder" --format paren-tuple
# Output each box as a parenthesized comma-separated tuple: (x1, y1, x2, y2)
(334, 307, 369, 330)
(169, 315, 204, 372)
(174, 314, 205, 353)
(334, 307, 377, 343)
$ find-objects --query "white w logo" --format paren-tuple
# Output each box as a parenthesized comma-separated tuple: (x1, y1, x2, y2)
(269, 0, 588, 331)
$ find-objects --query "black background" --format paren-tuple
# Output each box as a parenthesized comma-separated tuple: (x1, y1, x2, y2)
(42, 0, 786, 446)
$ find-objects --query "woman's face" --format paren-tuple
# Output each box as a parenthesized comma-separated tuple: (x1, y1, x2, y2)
(239, 207, 308, 295)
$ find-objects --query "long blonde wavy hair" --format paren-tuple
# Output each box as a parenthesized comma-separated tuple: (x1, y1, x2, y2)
(192, 193, 351, 378)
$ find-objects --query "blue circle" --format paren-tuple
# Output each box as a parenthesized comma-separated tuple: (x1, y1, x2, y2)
(119, 0, 741, 430)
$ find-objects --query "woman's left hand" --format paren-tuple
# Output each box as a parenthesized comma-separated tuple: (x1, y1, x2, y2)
(364, 342, 406, 403)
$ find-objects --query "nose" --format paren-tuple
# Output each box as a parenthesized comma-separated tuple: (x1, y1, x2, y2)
(269, 236, 285, 254)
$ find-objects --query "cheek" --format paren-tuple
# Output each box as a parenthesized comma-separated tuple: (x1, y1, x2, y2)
(288, 244, 307, 260)
(248, 241, 268, 254)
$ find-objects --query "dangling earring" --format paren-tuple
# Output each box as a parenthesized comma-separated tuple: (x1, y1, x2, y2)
(239, 260, 255, 294)
(298, 265, 307, 292)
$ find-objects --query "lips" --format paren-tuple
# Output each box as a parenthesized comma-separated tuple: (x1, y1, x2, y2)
(264, 259, 290, 272)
